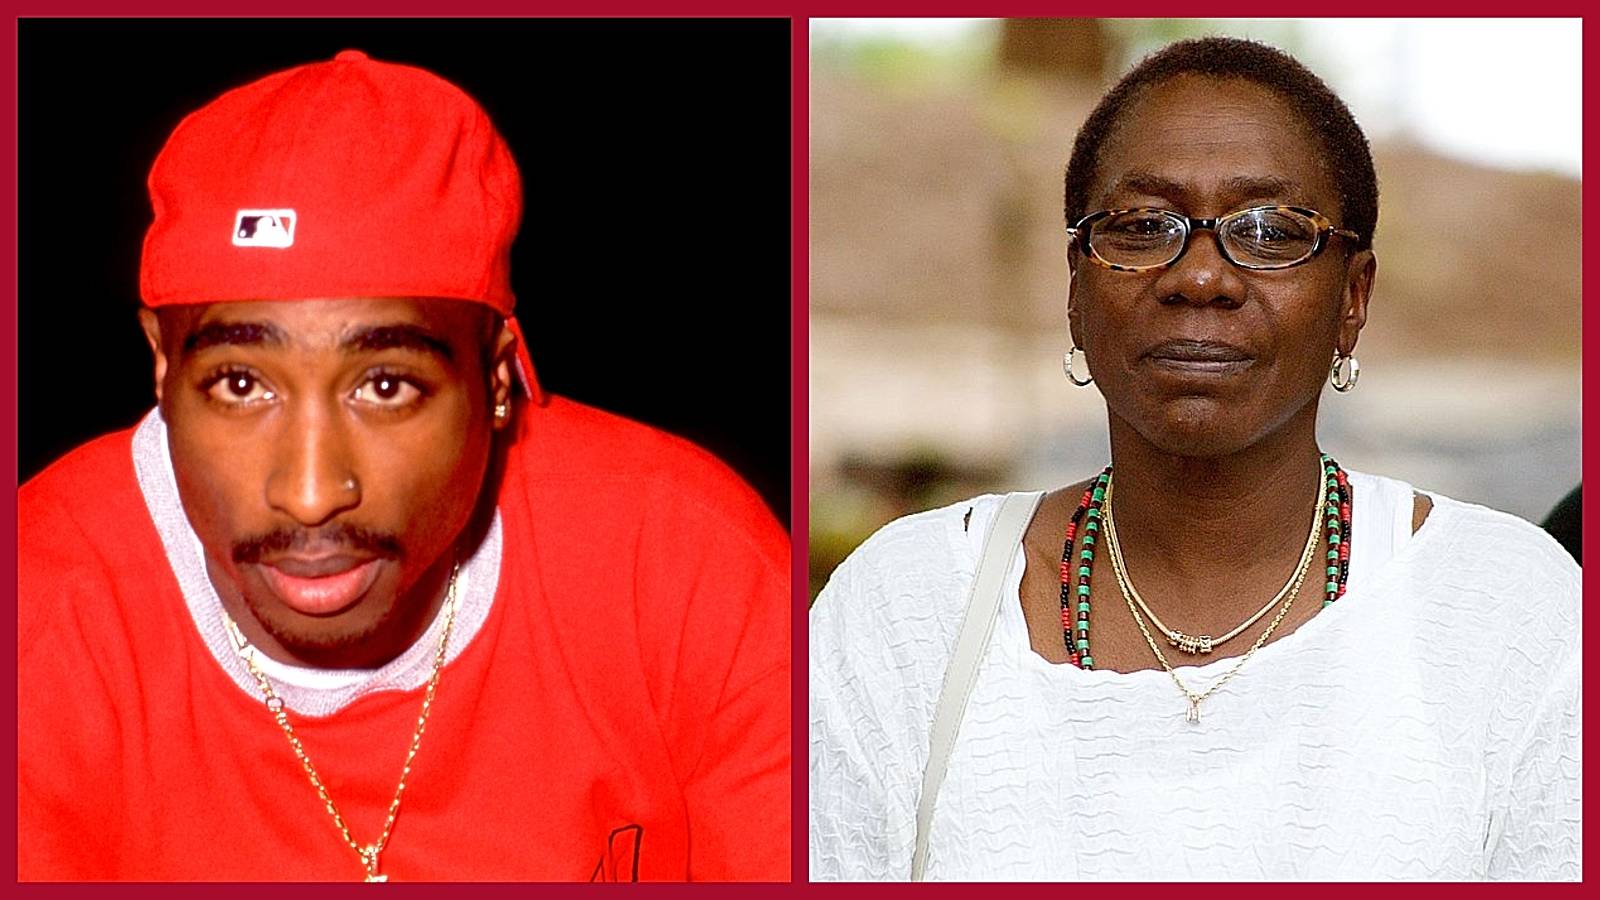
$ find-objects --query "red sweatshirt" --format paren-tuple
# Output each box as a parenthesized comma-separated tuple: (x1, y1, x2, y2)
(18, 397, 790, 881)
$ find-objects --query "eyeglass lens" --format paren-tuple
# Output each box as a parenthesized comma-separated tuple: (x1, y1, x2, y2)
(1090, 208, 1322, 269)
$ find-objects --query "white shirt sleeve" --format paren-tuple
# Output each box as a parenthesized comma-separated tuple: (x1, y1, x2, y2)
(810, 501, 983, 881)
(1483, 533, 1581, 880)
(808, 550, 918, 881)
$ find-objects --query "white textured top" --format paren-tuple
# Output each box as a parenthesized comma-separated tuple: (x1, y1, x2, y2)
(809, 472, 1581, 881)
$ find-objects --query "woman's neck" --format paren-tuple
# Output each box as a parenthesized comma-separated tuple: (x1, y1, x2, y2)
(1102, 411, 1326, 598)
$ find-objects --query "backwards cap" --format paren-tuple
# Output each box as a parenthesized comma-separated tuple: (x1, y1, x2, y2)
(140, 49, 542, 402)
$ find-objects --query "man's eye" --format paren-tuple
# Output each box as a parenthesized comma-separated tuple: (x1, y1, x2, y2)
(206, 371, 275, 405)
(352, 374, 423, 407)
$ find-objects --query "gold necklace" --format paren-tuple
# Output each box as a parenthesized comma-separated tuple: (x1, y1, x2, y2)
(1103, 479, 1320, 724)
(1117, 461, 1327, 654)
(223, 563, 460, 882)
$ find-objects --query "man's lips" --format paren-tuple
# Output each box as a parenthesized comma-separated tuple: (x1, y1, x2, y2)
(257, 557, 382, 616)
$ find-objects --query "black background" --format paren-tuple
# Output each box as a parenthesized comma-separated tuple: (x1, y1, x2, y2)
(18, 18, 791, 526)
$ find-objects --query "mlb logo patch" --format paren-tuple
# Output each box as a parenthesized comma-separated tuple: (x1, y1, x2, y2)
(233, 209, 296, 248)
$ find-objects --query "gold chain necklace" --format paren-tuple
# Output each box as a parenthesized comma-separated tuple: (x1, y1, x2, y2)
(222, 563, 460, 882)
(1117, 461, 1326, 655)
(1103, 478, 1320, 724)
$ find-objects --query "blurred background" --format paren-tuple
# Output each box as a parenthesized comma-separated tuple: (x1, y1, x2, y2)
(810, 18, 1582, 597)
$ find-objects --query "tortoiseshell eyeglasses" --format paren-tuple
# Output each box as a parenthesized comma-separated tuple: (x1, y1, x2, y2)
(1067, 206, 1361, 271)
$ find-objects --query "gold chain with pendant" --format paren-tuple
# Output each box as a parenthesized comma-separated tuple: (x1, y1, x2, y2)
(223, 563, 460, 882)
(1103, 478, 1320, 723)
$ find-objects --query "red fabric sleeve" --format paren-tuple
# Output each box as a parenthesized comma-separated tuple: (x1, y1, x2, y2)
(17, 434, 145, 879)
(628, 447, 792, 881)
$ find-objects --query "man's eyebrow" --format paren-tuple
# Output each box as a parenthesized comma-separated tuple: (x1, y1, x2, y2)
(182, 321, 288, 357)
(340, 324, 455, 362)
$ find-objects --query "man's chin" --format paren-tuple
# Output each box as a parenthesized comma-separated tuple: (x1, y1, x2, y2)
(239, 592, 397, 666)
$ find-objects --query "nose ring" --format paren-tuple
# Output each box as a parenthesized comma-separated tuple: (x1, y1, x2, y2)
(342, 477, 358, 492)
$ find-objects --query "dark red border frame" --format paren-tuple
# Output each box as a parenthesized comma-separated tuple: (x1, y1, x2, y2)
(791, 12, 809, 889)
(3, 6, 1595, 893)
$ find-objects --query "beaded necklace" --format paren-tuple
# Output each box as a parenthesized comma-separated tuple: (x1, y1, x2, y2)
(1057, 455, 1352, 669)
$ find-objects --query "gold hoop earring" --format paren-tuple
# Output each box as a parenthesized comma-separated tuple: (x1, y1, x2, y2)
(1330, 353, 1360, 393)
(1063, 346, 1093, 387)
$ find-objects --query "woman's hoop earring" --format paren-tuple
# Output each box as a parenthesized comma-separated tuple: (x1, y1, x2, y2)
(1330, 353, 1360, 393)
(1064, 346, 1093, 387)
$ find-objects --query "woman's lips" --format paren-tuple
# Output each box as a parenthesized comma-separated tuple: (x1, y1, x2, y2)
(258, 559, 381, 616)
(1143, 339, 1254, 377)
(1145, 356, 1254, 376)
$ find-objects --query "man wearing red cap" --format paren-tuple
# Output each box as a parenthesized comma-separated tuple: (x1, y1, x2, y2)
(18, 50, 790, 882)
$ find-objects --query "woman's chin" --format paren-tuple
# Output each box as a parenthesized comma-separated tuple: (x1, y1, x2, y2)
(1116, 399, 1262, 458)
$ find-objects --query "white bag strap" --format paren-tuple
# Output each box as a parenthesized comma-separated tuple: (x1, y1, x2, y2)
(911, 490, 1044, 881)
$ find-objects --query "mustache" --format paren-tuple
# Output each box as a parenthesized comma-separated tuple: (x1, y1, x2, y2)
(232, 523, 404, 565)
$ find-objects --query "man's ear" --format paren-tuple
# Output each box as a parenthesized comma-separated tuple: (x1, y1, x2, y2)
(138, 307, 168, 404)
(489, 318, 517, 432)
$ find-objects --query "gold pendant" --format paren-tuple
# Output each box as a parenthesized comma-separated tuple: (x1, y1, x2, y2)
(1172, 631, 1213, 654)
(361, 846, 387, 882)
(1185, 698, 1201, 724)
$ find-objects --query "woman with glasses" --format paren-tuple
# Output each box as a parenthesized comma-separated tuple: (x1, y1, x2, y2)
(810, 38, 1578, 881)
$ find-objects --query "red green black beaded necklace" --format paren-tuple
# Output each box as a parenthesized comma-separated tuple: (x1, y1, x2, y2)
(1057, 454, 1352, 670)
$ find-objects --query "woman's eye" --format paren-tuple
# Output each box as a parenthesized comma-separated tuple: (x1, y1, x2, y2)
(353, 374, 422, 407)
(1115, 216, 1167, 235)
(206, 372, 274, 405)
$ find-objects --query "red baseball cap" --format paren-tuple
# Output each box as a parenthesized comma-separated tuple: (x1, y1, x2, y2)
(140, 49, 542, 401)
